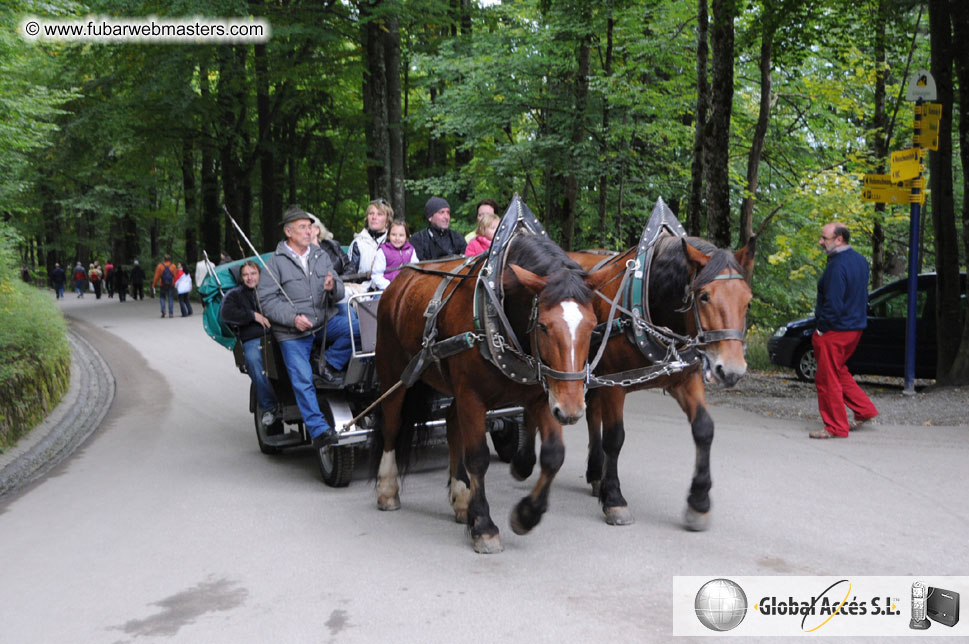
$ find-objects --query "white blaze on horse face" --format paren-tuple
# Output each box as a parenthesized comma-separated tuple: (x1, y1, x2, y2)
(561, 300, 583, 366)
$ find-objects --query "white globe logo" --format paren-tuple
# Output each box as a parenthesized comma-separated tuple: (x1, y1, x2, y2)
(695, 578, 748, 631)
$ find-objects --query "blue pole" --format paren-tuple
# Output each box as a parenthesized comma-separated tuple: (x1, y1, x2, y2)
(903, 100, 922, 395)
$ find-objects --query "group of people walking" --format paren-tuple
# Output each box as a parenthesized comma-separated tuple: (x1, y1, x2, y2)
(51, 259, 146, 301)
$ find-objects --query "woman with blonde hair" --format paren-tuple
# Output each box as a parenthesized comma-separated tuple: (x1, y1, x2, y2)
(346, 198, 391, 291)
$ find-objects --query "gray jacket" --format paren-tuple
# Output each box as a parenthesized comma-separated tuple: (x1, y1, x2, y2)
(257, 241, 345, 342)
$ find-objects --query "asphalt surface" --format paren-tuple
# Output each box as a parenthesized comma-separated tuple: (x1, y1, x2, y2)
(0, 295, 966, 643)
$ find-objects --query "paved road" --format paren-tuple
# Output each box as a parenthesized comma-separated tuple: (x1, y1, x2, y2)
(1, 296, 966, 643)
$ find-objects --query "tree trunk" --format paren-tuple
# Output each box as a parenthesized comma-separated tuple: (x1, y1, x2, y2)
(181, 137, 198, 264)
(255, 42, 280, 252)
(870, 0, 888, 288)
(944, 0, 969, 383)
(739, 22, 773, 245)
(386, 13, 405, 218)
(563, 28, 592, 251)
(928, 0, 960, 381)
(199, 56, 221, 261)
(598, 5, 615, 247)
(363, 0, 392, 201)
(688, 0, 710, 237)
(704, 0, 736, 248)
(220, 46, 250, 257)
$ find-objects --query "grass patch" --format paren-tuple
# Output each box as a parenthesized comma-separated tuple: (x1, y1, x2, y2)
(745, 324, 775, 372)
(0, 275, 71, 451)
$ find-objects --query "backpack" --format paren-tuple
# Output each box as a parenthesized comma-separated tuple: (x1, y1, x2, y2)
(161, 263, 174, 286)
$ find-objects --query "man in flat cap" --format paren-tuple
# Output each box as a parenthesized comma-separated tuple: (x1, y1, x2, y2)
(410, 196, 467, 261)
(257, 204, 357, 449)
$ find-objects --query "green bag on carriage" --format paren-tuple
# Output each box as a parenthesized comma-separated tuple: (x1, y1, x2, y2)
(198, 253, 274, 351)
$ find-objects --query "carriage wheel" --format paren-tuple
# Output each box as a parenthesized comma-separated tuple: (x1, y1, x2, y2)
(794, 345, 817, 383)
(489, 418, 521, 463)
(318, 445, 355, 487)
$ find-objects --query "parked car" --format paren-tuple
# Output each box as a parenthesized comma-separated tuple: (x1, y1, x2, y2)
(767, 272, 967, 382)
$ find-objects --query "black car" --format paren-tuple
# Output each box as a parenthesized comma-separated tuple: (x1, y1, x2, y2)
(767, 273, 967, 382)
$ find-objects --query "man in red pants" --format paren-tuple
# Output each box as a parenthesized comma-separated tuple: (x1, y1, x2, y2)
(809, 222, 879, 439)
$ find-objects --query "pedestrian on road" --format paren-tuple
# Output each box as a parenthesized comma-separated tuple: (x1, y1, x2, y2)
(130, 260, 145, 300)
(220, 260, 279, 426)
(257, 205, 359, 450)
(809, 221, 879, 439)
(104, 260, 115, 298)
(152, 255, 177, 318)
(175, 262, 194, 317)
(72, 261, 86, 298)
(50, 263, 66, 299)
(89, 262, 103, 299)
(114, 264, 128, 302)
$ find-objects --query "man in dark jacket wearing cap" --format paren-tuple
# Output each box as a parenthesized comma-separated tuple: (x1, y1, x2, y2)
(410, 196, 467, 261)
(257, 205, 358, 448)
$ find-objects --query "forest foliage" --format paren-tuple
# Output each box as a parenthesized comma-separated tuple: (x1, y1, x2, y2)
(2, 0, 967, 376)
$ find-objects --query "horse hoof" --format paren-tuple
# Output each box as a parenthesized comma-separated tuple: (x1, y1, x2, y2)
(604, 506, 635, 526)
(509, 510, 529, 536)
(377, 494, 401, 511)
(472, 533, 503, 554)
(684, 507, 710, 532)
(590, 481, 601, 498)
(454, 510, 468, 524)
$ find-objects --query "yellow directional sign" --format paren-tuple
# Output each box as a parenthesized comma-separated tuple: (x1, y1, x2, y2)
(918, 131, 939, 151)
(891, 148, 923, 182)
(863, 174, 895, 188)
(861, 187, 911, 204)
(909, 191, 926, 205)
(922, 103, 942, 119)
(901, 178, 924, 189)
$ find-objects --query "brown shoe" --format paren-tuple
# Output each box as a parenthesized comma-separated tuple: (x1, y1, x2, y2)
(809, 429, 839, 439)
(850, 416, 878, 430)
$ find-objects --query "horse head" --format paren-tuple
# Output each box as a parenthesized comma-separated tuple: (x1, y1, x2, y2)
(681, 236, 756, 387)
(506, 263, 609, 425)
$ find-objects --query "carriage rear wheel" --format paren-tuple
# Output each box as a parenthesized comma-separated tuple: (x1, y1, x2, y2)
(318, 445, 355, 487)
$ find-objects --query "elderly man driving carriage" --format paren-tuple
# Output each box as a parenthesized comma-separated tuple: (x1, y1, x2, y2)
(257, 205, 359, 449)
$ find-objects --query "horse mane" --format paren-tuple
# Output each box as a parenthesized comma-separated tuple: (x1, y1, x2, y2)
(504, 234, 593, 305)
(648, 235, 742, 319)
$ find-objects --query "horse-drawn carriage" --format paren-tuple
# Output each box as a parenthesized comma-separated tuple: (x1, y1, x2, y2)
(203, 195, 754, 553)
(199, 255, 522, 488)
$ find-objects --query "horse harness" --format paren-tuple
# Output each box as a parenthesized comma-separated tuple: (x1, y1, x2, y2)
(584, 197, 747, 388)
(399, 194, 598, 392)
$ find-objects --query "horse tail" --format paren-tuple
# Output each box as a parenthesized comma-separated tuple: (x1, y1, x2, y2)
(368, 380, 436, 481)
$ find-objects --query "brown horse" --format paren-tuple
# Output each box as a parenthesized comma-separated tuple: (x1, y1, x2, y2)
(374, 233, 609, 553)
(511, 234, 754, 529)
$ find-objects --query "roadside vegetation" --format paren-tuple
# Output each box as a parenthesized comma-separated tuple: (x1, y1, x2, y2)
(0, 222, 70, 451)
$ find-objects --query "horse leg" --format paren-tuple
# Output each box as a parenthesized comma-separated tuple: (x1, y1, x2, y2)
(584, 392, 605, 498)
(509, 410, 537, 481)
(454, 397, 502, 554)
(446, 403, 471, 524)
(597, 387, 633, 526)
(669, 373, 713, 532)
(509, 403, 564, 535)
(376, 385, 406, 511)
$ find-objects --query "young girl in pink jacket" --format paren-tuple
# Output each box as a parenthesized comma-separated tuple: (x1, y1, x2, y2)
(465, 212, 499, 257)
(371, 221, 418, 290)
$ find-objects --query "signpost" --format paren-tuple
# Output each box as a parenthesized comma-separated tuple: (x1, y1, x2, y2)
(861, 69, 939, 395)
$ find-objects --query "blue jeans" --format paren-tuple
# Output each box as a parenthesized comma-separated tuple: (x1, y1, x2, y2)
(242, 337, 278, 414)
(159, 286, 174, 315)
(55, 286, 64, 299)
(178, 293, 193, 316)
(277, 310, 361, 439)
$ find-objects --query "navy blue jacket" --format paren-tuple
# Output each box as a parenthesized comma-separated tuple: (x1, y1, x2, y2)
(815, 247, 869, 332)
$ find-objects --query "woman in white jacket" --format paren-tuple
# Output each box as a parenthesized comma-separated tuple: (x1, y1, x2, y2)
(346, 198, 391, 292)
(175, 262, 193, 317)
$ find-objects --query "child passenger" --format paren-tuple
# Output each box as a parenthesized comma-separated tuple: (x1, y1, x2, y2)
(465, 212, 499, 257)
(371, 220, 417, 290)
